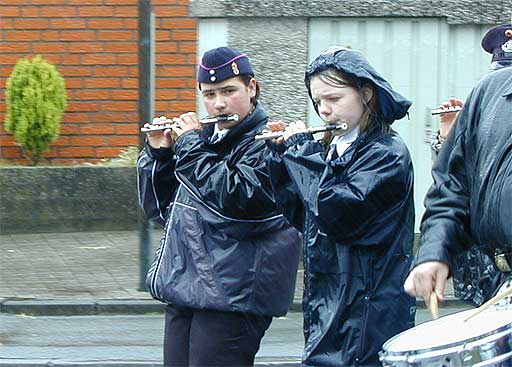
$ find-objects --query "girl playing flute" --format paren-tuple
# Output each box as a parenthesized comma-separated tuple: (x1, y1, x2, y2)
(265, 46, 416, 366)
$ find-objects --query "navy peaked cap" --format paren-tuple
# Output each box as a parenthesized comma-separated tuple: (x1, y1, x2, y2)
(197, 47, 254, 83)
(481, 24, 512, 63)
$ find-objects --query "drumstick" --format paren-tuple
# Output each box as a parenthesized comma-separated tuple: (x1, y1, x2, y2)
(464, 284, 512, 322)
(428, 292, 439, 320)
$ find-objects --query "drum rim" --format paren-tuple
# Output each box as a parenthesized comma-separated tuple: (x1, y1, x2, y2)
(380, 309, 512, 358)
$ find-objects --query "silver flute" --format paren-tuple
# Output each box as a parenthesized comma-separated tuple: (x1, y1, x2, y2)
(140, 114, 239, 133)
(254, 123, 348, 141)
(431, 106, 462, 116)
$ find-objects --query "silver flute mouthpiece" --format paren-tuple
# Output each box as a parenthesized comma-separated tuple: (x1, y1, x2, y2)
(140, 114, 239, 133)
(431, 106, 462, 116)
(254, 123, 348, 141)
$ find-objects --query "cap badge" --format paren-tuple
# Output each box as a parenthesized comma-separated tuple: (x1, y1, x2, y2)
(231, 62, 240, 75)
(502, 39, 512, 53)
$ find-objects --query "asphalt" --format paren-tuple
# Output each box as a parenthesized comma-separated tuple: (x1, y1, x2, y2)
(0, 229, 469, 366)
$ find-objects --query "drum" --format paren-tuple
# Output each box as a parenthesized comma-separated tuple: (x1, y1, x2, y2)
(379, 307, 512, 367)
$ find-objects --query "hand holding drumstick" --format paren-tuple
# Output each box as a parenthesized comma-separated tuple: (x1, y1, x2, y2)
(404, 261, 450, 319)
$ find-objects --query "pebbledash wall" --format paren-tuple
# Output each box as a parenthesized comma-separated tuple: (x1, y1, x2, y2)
(190, 0, 508, 123)
(0, 0, 197, 165)
(190, 0, 507, 232)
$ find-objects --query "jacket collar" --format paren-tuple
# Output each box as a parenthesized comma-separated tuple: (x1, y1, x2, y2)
(204, 102, 267, 144)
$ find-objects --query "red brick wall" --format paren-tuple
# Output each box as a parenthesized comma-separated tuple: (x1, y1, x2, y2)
(0, 0, 197, 164)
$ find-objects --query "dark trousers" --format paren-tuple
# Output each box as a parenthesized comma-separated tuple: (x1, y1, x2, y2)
(163, 304, 272, 367)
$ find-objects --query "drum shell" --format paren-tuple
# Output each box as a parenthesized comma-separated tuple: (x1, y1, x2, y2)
(379, 309, 512, 367)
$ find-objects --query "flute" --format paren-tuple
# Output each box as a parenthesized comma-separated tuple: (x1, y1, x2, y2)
(140, 114, 239, 133)
(431, 106, 462, 116)
(255, 123, 348, 141)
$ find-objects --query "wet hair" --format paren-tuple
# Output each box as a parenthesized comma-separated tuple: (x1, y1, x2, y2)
(305, 68, 387, 143)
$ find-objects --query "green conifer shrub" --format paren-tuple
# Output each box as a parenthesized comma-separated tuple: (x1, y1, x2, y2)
(4, 56, 67, 165)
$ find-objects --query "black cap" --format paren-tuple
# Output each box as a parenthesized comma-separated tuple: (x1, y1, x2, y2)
(481, 24, 512, 63)
(197, 47, 254, 83)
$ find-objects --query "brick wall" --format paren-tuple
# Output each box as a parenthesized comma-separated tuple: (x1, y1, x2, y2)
(0, 0, 197, 164)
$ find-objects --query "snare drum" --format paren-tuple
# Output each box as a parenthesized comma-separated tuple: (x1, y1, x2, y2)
(379, 308, 512, 366)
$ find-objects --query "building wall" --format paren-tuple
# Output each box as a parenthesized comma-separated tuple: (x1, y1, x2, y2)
(190, 0, 506, 231)
(0, 0, 197, 164)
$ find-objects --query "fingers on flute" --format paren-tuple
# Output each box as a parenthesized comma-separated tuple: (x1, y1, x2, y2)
(295, 120, 307, 130)
(267, 120, 287, 131)
(448, 97, 464, 107)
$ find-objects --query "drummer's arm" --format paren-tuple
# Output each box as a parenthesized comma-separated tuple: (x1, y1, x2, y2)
(404, 261, 450, 303)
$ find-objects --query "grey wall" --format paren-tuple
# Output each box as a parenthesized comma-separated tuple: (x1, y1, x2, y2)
(0, 167, 139, 234)
(228, 18, 308, 122)
(191, 0, 508, 24)
(191, 0, 508, 122)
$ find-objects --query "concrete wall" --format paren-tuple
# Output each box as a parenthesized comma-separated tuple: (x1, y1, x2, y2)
(190, 0, 507, 23)
(0, 166, 139, 234)
(190, 0, 508, 123)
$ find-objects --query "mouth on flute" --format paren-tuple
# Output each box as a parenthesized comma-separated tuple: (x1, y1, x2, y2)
(254, 122, 348, 141)
(201, 114, 239, 125)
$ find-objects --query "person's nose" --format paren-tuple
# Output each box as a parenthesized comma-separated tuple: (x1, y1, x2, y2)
(318, 102, 331, 119)
(214, 95, 227, 110)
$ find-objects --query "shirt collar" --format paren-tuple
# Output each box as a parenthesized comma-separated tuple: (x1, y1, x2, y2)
(210, 124, 230, 143)
(331, 127, 359, 149)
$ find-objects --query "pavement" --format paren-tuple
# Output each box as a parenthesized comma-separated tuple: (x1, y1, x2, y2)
(0, 229, 464, 315)
(0, 229, 470, 366)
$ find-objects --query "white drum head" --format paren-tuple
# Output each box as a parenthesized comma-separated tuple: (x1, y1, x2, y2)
(385, 308, 512, 352)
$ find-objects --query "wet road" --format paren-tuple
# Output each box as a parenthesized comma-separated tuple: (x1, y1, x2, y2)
(0, 305, 472, 366)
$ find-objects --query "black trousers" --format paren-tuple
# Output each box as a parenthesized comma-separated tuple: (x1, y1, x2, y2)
(163, 304, 272, 367)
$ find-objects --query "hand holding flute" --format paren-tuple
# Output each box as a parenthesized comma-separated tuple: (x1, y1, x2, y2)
(141, 114, 240, 133)
(432, 97, 464, 140)
(142, 113, 240, 149)
(256, 120, 349, 141)
(143, 112, 204, 149)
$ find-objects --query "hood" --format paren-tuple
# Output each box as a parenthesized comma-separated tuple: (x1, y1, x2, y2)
(305, 47, 412, 124)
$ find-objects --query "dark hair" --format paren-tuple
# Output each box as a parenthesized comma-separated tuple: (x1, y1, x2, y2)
(305, 68, 387, 143)
(240, 75, 260, 104)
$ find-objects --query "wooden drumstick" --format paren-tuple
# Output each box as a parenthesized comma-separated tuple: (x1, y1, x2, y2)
(464, 284, 512, 322)
(428, 292, 439, 320)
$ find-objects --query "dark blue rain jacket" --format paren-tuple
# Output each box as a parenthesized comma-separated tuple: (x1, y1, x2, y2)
(137, 103, 301, 317)
(266, 48, 416, 366)
(415, 66, 512, 281)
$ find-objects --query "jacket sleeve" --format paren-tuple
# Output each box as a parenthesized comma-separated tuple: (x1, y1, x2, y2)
(281, 133, 413, 243)
(265, 135, 319, 232)
(415, 93, 474, 266)
(136, 142, 178, 226)
(172, 130, 277, 220)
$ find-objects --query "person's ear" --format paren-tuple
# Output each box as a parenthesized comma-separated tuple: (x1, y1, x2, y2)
(362, 85, 374, 103)
(248, 78, 257, 99)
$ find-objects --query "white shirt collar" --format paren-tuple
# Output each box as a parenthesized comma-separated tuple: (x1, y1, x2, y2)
(330, 127, 359, 157)
(210, 124, 230, 143)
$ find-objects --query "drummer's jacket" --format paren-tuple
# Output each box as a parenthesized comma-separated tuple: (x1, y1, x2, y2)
(415, 66, 512, 283)
(265, 124, 416, 366)
(137, 102, 301, 317)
